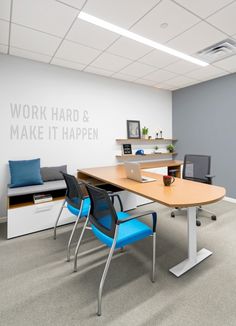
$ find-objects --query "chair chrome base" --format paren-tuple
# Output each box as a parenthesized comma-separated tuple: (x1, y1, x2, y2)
(74, 219, 157, 316)
(53, 199, 66, 239)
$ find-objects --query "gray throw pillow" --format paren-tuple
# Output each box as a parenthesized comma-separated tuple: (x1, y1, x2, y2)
(40, 165, 67, 182)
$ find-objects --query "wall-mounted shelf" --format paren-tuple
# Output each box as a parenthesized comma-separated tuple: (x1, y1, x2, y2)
(116, 152, 177, 159)
(116, 138, 177, 144)
(116, 137, 177, 161)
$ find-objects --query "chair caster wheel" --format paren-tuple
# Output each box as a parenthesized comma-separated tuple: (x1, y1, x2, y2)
(196, 220, 201, 227)
(211, 215, 217, 221)
(171, 212, 175, 218)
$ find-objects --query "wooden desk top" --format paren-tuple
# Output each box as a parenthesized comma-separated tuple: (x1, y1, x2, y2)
(78, 165, 225, 208)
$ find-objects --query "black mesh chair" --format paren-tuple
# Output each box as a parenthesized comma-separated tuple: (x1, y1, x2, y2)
(171, 154, 216, 226)
(73, 184, 157, 316)
(54, 173, 124, 262)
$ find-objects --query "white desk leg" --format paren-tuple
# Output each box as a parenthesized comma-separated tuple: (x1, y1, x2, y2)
(169, 206, 212, 277)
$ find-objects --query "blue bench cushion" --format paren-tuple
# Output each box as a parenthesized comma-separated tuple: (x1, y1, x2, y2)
(92, 212, 152, 249)
(67, 197, 90, 217)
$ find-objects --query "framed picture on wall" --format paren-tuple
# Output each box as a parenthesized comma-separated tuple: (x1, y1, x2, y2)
(127, 120, 141, 139)
(122, 144, 132, 155)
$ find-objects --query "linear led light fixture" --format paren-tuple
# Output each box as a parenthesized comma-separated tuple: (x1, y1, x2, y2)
(78, 12, 208, 67)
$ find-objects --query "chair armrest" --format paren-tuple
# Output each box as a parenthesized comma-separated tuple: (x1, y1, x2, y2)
(117, 210, 157, 232)
(205, 174, 215, 184)
(109, 193, 123, 212)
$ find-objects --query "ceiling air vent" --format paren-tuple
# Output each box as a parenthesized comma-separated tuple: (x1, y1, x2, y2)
(196, 38, 236, 63)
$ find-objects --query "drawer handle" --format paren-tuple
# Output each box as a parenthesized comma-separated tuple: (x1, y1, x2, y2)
(35, 205, 53, 213)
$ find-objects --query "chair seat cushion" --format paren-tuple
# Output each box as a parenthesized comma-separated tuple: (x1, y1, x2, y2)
(67, 197, 90, 217)
(92, 212, 153, 249)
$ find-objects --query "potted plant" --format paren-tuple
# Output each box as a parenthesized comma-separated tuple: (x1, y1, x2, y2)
(154, 145, 159, 154)
(167, 144, 175, 153)
(142, 126, 149, 139)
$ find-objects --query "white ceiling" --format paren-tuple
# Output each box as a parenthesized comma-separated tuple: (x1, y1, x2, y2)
(0, 0, 235, 90)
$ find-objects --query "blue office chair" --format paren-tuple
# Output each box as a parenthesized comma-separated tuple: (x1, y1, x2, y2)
(54, 172, 124, 262)
(54, 172, 90, 262)
(73, 183, 157, 316)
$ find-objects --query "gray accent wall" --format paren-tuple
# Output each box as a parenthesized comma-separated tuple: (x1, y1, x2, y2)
(173, 73, 236, 198)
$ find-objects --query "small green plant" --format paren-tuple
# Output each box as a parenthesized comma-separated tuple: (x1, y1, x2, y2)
(142, 126, 149, 135)
(154, 145, 159, 154)
(167, 144, 174, 153)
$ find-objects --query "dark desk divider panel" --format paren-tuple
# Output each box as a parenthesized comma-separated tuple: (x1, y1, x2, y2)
(173, 73, 236, 198)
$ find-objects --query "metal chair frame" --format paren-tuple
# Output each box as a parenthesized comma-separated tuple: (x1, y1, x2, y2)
(74, 184, 157, 316)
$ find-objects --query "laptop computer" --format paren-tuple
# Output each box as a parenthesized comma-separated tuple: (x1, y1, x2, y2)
(124, 162, 156, 183)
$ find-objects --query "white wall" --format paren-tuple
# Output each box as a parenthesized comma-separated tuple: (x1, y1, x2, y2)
(0, 54, 172, 216)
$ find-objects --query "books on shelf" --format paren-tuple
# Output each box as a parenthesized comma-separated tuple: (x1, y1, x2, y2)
(33, 193, 53, 204)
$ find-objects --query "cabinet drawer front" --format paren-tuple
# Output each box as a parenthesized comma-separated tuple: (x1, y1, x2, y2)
(8, 200, 76, 238)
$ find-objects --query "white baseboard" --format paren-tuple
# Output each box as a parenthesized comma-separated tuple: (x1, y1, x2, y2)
(223, 196, 236, 203)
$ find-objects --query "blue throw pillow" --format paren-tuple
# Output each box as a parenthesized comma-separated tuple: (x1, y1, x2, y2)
(9, 158, 43, 188)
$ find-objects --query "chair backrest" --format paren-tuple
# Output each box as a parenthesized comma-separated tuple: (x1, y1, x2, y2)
(86, 184, 118, 238)
(183, 154, 211, 184)
(61, 172, 87, 209)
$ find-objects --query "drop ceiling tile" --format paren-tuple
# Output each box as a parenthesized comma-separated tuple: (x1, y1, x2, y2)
(108, 37, 152, 60)
(144, 69, 177, 83)
(51, 57, 86, 70)
(55, 40, 101, 65)
(131, 0, 200, 43)
(184, 65, 228, 80)
(0, 19, 9, 45)
(119, 62, 156, 78)
(66, 19, 118, 51)
(84, 65, 113, 76)
(213, 55, 236, 73)
(138, 49, 178, 68)
(167, 21, 227, 55)
(135, 79, 157, 86)
(0, 0, 11, 21)
(10, 47, 51, 63)
(0, 43, 8, 54)
(207, 2, 236, 36)
(174, 0, 233, 19)
(91, 52, 132, 71)
(83, 0, 160, 28)
(12, 0, 78, 38)
(55, 0, 87, 9)
(164, 60, 199, 74)
(112, 72, 137, 82)
(11, 24, 61, 56)
(165, 75, 198, 86)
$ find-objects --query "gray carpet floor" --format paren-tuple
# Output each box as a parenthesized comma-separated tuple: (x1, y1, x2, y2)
(1, 200, 236, 326)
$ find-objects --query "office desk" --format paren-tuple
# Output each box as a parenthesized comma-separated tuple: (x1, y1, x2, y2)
(77, 164, 225, 277)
